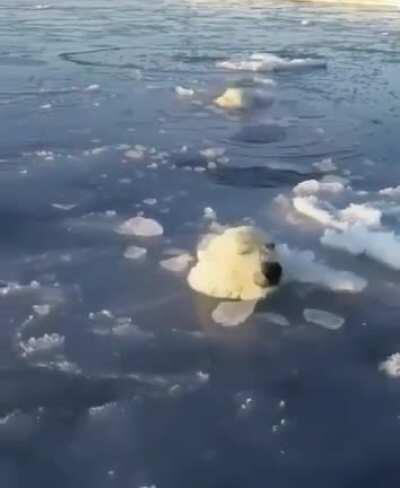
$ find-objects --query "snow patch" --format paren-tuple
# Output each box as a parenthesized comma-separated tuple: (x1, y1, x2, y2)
(379, 353, 400, 378)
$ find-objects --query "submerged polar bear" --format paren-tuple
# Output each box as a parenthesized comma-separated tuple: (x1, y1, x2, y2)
(187, 226, 282, 300)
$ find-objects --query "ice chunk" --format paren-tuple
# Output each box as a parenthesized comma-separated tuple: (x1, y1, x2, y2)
(293, 195, 343, 229)
(212, 300, 257, 327)
(200, 147, 226, 159)
(253, 76, 276, 87)
(160, 253, 193, 273)
(175, 86, 194, 97)
(117, 216, 164, 237)
(214, 88, 245, 109)
(293, 179, 345, 196)
(217, 53, 326, 72)
(143, 198, 157, 206)
(379, 186, 400, 198)
(262, 312, 290, 327)
(124, 245, 147, 260)
(321, 226, 400, 270)
(32, 304, 51, 316)
(19, 333, 65, 358)
(85, 84, 100, 91)
(203, 206, 217, 220)
(379, 353, 400, 378)
(277, 243, 367, 292)
(51, 203, 77, 211)
(303, 308, 345, 330)
(124, 149, 144, 160)
(313, 157, 337, 173)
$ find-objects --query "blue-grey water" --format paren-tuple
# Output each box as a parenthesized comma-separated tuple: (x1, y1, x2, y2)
(1, 1, 400, 487)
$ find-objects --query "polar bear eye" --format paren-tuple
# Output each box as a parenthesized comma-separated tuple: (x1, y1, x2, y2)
(264, 242, 275, 251)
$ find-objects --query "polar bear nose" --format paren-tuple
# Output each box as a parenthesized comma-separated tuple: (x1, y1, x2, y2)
(262, 261, 282, 286)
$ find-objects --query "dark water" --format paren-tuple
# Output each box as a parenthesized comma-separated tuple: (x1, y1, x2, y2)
(1, 1, 400, 487)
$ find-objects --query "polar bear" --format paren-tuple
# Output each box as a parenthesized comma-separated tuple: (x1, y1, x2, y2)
(214, 88, 246, 110)
(187, 226, 282, 300)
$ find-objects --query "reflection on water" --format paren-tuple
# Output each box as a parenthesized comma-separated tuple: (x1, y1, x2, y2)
(0, 0, 400, 487)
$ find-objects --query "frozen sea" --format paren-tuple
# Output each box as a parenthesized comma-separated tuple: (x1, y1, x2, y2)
(1, 0, 400, 486)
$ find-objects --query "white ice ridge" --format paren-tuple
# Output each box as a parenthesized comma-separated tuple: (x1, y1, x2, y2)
(117, 216, 164, 237)
(277, 244, 367, 292)
(217, 53, 326, 72)
(303, 308, 345, 330)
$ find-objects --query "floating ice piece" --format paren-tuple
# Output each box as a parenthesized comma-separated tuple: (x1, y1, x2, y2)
(117, 216, 164, 237)
(85, 84, 100, 91)
(112, 322, 154, 341)
(124, 149, 144, 160)
(143, 198, 157, 206)
(124, 245, 147, 260)
(313, 158, 337, 173)
(40, 103, 52, 109)
(91, 146, 108, 155)
(19, 333, 65, 358)
(51, 203, 77, 211)
(212, 300, 257, 327)
(293, 195, 342, 229)
(214, 88, 245, 109)
(217, 53, 326, 72)
(203, 207, 217, 220)
(321, 226, 400, 270)
(200, 147, 226, 160)
(175, 86, 194, 97)
(379, 186, 400, 198)
(262, 312, 290, 327)
(277, 243, 367, 292)
(160, 253, 193, 273)
(293, 179, 345, 196)
(253, 76, 276, 87)
(303, 308, 345, 330)
(32, 304, 51, 316)
(379, 353, 400, 378)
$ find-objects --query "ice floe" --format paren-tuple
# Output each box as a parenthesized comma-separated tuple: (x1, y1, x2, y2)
(212, 300, 257, 327)
(160, 253, 193, 273)
(303, 308, 345, 330)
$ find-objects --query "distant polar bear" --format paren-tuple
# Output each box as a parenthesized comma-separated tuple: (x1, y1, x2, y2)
(187, 226, 282, 300)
